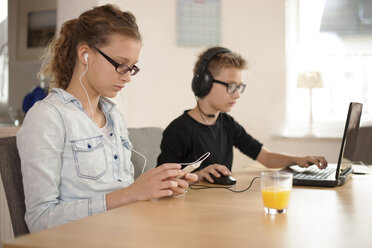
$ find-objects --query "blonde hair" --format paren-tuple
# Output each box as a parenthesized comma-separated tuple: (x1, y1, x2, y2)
(193, 46, 248, 77)
(39, 4, 141, 90)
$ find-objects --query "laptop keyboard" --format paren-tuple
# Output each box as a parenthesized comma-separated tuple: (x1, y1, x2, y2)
(293, 166, 336, 179)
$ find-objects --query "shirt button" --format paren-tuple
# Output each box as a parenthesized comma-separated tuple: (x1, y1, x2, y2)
(110, 133, 113, 137)
(114, 155, 118, 160)
(87, 144, 91, 148)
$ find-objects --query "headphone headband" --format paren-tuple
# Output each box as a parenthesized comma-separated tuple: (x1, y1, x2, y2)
(202, 47, 231, 62)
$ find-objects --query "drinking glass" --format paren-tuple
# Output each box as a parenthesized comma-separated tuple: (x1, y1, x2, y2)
(261, 172, 293, 214)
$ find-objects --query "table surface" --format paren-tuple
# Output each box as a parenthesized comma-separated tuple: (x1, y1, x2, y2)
(3, 164, 372, 248)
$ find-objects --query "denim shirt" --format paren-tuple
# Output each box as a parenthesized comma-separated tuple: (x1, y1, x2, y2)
(17, 88, 135, 232)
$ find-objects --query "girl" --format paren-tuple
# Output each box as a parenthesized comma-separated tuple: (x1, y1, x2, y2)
(17, 4, 197, 232)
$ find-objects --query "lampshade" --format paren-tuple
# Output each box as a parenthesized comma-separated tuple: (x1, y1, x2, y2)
(297, 71, 323, 89)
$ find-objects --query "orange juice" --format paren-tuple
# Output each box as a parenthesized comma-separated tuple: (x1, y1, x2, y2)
(262, 187, 291, 210)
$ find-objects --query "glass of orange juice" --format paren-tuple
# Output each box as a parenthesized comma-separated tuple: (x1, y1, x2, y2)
(261, 172, 293, 214)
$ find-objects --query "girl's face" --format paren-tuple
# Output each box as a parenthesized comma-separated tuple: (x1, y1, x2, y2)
(204, 67, 242, 113)
(87, 33, 141, 98)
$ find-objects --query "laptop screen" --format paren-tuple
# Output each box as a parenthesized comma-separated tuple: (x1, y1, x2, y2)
(336, 102, 363, 179)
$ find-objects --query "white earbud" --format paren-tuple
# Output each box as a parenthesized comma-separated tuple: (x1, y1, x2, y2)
(84, 53, 89, 62)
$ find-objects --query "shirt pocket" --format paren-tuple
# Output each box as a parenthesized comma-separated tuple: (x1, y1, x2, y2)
(72, 136, 108, 180)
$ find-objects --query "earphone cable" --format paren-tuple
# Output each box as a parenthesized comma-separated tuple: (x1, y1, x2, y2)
(79, 61, 95, 121)
(119, 90, 125, 112)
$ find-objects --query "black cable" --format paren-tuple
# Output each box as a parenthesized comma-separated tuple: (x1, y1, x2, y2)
(189, 176, 261, 193)
(196, 101, 217, 140)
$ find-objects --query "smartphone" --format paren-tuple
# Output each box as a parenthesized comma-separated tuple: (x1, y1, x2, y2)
(180, 152, 210, 175)
(182, 162, 202, 173)
(177, 162, 201, 179)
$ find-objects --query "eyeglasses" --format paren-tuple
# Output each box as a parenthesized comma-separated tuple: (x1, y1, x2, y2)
(213, 79, 246, 94)
(93, 47, 140, 76)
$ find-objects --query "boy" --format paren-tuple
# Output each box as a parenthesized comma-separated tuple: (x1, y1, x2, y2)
(157, 47, 327, 183)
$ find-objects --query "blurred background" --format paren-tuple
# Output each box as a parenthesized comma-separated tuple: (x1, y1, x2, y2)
(1, 0, 372, 169)
(1, 0, 372, 244)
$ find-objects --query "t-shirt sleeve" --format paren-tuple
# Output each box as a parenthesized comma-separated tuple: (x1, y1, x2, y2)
(231, 118, 263, 160)
(157, 121, 190, 166)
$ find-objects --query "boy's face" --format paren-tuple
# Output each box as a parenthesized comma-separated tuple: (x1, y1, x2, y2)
(205, 66, 242, 113)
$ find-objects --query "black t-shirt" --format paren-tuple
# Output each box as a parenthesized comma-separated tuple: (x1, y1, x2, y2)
(157, 110, 263, 171)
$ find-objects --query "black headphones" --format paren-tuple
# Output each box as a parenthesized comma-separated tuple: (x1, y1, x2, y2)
(192, 47, 232, 98)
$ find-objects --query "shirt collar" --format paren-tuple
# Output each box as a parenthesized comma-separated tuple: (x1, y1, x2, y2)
(51, 88, 115, 114)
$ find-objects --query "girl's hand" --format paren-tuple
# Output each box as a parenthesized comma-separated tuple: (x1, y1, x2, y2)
(128, 163, 184, 200)
(169, 172, 198, 196)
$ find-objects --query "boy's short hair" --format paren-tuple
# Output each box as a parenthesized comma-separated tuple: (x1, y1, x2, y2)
(193, 47, 248, 77)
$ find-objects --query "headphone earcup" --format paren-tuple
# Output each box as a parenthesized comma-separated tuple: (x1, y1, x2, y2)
(192, 70, 213, 98)
(192, 47, 232, 98)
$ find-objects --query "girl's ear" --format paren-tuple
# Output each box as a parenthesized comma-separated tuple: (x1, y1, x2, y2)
(77, 44, 90, 65)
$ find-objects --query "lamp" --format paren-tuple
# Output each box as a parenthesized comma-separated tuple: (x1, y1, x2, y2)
(297, 71, 323, 136)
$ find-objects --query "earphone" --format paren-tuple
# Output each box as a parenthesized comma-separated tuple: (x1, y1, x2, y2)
(191, 47, 232, 98)
(84, 53, 89, 62)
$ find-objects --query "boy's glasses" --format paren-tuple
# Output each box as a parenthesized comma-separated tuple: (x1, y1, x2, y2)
(213, 79, 246, 94)
(93, 47, 140, 76)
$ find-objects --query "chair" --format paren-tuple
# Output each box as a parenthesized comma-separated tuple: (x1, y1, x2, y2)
(128, 127, 164, 179)
(353, 126, 372, 165)
(0, 136, 29, 237)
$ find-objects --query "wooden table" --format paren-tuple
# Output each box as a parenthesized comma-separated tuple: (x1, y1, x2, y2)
(3, 165, 372, 248)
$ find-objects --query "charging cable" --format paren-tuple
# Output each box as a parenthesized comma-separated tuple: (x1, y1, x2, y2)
(180, 152, 210, 166)
(131, 147, 147, 174)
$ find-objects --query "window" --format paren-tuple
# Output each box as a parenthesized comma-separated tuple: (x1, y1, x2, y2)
(0, 0, 8, 109)
(285, 0, 372, 137)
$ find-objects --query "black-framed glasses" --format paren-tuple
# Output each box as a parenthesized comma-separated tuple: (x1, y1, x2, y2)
(93, 47, 140, 76)
(213, 79, 246, 94)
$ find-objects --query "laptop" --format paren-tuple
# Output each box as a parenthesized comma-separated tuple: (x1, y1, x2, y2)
(282, 102, 363, 187)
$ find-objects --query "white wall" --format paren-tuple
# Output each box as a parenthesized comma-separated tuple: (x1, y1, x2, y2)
(98, 0, 341, 169)
(57, 0, 99, 27)
(37, 0, 344, 169)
